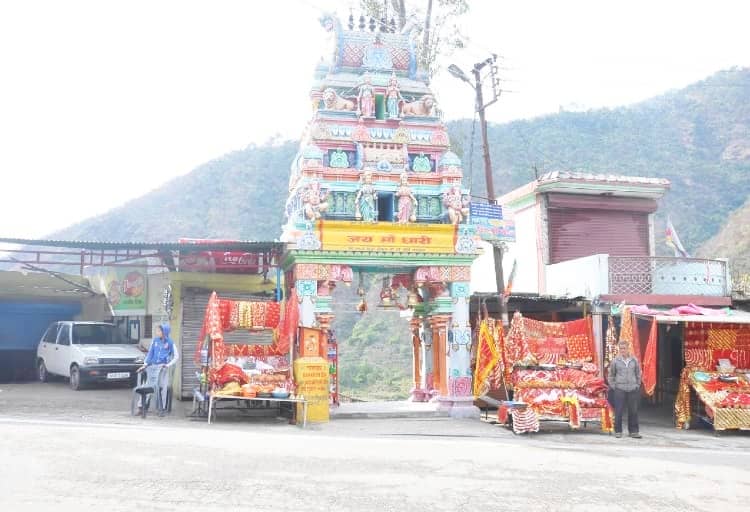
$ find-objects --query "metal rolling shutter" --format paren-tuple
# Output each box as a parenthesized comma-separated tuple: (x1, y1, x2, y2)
(548, 209, 650, 264)
(180, 288, 275, 399)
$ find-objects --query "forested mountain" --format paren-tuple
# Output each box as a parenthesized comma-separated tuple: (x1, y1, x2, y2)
(54, 68, 750, 256)
(49, 67, 750, 399)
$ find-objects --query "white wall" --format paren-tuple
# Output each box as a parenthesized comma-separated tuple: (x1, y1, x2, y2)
(546, 254, 610, 299)
(505, 204, 540, 294)
(470, 240, 497, 293)
(146, 272, 170, 319)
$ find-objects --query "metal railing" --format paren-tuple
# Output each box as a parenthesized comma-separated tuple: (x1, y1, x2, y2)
(608, 256, 729, 296)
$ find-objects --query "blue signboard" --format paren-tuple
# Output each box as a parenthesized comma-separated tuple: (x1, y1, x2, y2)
(469, 202, 516, 242)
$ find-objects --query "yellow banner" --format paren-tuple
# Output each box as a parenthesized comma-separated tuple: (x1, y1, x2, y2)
(317, 220, 457, 254)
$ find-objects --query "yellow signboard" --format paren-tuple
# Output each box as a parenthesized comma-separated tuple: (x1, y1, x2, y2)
(294, 357, 330, 423)
(317, 220, 457, 254)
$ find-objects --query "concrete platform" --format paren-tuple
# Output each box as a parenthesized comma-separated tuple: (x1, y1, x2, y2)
(330, 401, 450, 419)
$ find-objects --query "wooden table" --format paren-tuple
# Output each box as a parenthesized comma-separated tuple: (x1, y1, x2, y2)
(208, 393, 308, 428)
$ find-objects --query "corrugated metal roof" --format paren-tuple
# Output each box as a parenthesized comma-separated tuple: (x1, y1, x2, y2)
(0, 237, 285, 252)
(538, 171, 671, 187)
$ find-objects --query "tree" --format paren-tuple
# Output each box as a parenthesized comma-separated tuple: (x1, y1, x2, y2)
(359, 0, 469, 77)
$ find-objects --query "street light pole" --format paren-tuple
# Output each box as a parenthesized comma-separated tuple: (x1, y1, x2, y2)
(449, 58, 509, 326)
(471, 63, 496, 204)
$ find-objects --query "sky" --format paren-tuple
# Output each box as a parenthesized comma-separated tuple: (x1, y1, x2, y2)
(0, 0, 748, 239)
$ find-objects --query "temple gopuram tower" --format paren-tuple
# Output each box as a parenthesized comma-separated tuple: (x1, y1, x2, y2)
(281, 12, 480, 417)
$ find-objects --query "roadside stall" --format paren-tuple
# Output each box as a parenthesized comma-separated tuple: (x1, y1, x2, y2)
(670, 316, 750, 431)
(497, 312, 613, 434)
(195, 291, 308, 426)
(613, 305, 750, 432)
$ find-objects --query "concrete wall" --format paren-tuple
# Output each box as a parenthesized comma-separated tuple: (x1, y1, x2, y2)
(73, 295, 110, 322)
(546, 254, 610, 299)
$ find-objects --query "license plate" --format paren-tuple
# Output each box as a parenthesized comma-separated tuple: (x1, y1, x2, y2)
(107, 372, 130, 380)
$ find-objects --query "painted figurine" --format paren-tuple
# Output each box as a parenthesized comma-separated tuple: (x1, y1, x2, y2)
(355, 171, 377, 221)
(443, 185, 469, 224)
(302, 180, 329, 220)
(402, 94, 435, 117)
(396, 172, 417, 223)
(386, 73, 402, 119)
(358, 74, 375, 118)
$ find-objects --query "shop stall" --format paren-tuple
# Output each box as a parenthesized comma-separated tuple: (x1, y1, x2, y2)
(608, 305, 750, 432)
(195, 291, 308, 426)
(669, 318, 750, 431)
(497, 312, 613, 434)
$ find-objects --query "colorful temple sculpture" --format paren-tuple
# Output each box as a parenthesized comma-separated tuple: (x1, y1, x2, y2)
(280, 13, 481, 417)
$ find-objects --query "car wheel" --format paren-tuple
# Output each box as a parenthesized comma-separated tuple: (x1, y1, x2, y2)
(70, 365, 83, 391)
(38, 360, 49, 383)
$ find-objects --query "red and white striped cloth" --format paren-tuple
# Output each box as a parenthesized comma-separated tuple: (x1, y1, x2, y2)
(511, 408, 539, 434)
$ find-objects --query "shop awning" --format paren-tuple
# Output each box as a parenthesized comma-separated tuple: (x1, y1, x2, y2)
(0, 270, 98, 301)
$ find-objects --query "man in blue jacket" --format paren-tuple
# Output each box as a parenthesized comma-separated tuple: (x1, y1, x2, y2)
(142, 323, 179, 416)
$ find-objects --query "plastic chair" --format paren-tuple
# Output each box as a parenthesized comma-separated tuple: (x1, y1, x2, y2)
(131, 366, 171, 418)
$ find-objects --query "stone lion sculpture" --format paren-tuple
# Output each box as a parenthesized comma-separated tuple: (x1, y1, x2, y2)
(322, 88, 356, 111)
(402, 94, 435, 117)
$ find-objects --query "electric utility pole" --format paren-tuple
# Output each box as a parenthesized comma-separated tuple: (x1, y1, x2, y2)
(448, 56, 507, 325)
(473, 57, 508, 327)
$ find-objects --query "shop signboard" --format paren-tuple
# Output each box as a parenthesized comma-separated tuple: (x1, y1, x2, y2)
(178, 238, 264, 273)
(469, 202, 516, 242)
(86, 265, 147, 316)
(316, 220, 457, 254)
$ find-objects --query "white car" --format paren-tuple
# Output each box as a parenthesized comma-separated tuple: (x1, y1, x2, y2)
(36, 321, 145, 390)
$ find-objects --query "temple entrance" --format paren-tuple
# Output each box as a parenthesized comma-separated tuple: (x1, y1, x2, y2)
(328, 273, 417, 402)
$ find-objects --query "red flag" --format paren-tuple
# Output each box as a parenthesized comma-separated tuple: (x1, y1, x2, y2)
(473, 320, 501, 397)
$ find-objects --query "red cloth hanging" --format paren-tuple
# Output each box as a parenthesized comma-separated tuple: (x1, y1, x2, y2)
(217, 299, 233, 331)
(642, 318, 658, 396)
(277, 287, 298, 354)
(195, 291, 225, 365)
(264, 302, 281, 328)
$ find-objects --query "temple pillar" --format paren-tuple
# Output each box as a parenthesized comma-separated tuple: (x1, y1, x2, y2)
(420, 318, 434, 398)
(408, 316, 424, 401)
(295, 278, 318, 328)
(428, 314, 450, 401)
(446, 281, 479, 418)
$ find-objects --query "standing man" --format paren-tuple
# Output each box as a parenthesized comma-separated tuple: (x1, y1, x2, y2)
(608, 341, 642, 438)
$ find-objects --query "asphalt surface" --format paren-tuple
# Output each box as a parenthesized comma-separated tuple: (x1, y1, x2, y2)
(1, 382, 749, 511)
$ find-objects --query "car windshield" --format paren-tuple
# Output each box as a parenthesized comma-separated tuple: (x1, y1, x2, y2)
(71, 324, 134, 345)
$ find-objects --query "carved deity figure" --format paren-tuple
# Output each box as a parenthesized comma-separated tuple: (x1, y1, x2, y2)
(443, 186, 469, 225)
(412, 153, 432, 173)
(358, 74, 375, 118)
(386, 73, 403, 119)
(329, 148, 349, 168)
(363, 32, 393, 71)
(355, 171, 378, 222)
(302, 180, 329, 220)
(396, 172, 418, 224)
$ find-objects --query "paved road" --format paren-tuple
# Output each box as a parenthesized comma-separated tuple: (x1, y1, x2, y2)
(1, 382, 750, 511)
(1, 414, 749, 512)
